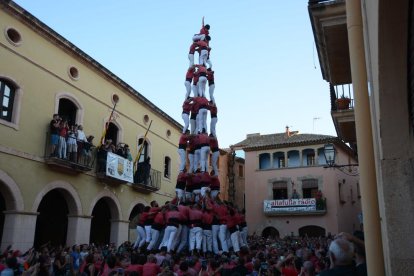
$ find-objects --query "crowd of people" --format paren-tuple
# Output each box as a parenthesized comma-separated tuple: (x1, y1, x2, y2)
(0, 229, 367, 275)
(49, 114, 95, 165)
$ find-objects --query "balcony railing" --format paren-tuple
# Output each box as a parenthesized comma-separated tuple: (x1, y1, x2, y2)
(132, 168, 161, 193)
(330, 83, 354, 111)
(44, 132, 96, 173)
(264, 198, 327, 216)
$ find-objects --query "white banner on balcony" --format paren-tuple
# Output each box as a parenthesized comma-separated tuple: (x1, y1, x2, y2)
(264, 198, 316, 213)
(106, 152, 134, 182)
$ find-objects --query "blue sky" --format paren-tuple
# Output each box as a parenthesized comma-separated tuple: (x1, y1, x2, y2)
(14, 0, 336, 149)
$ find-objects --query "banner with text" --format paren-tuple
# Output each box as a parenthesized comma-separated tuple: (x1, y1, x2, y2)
(264, 198, 316, 213)
(106, 152, 134, 182)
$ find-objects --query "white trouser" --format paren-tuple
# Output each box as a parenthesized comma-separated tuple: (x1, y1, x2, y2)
(219, 224, 228, 252)
(211, 190, 220, 200)
(206, 58, 212, 69)
(182, 113, 190, 133)
(230, 230, 241, 253)
(190, 117, 197, 134)
(197, 108, 208, 133)
(192, 34, 206, 41)
(144, 225, 152, 243)
(134, 225, 146, 249)
(176, 188, 185, 203)
(199, 49, 208, 66)
(212, 225, 220, 254)
(171, 224, 182, 251)
(184, 81, 192, 99)
(188, 152, 195, 172)
(177, 225, 188, 253)
(200, 186, 210, 198)
(58, 136, 67, 158)
(188, 53, 194, 67)
(200, 145, 210, 172)
(189, 227, 203, 251)
(147, 228, 160, 251)
(211, 150, 219, 175)
(178, 148, 186, 172)
(192, 84, 199, 97)
(210, 116, 218, 137)
(202, 229, 213, 253)
(209, 84, 215, 103)
(194, 149, 201, 171)
(198, 76, 207, 97)
(192, 189, 201, 202)
(159, 225, 177, 252)
(241, 226, 248, 247)
(185, 191, 194, 202)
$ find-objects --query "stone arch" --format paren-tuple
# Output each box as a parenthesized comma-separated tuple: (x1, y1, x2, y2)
(89, 190, 122, 221)
(262, 226, 280, 239)
(298, 225, 326, 237)
(103, 116, 124, 145)
(0, 169, 24, 210)
(55, 92, 84, 125)
(127, 198, 149, 218)
(31, 180, 82, 215)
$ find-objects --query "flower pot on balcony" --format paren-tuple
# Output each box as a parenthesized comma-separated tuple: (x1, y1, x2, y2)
(336, 97, 351, 110)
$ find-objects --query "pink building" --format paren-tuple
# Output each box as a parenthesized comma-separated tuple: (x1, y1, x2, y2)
(232, 128, 361, 238)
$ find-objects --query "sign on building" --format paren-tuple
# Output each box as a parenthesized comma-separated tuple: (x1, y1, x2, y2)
(106, 152, 134, 182)
(264, 198, 317, 213)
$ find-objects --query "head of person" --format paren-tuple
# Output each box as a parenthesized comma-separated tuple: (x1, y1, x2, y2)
(150, 200, 158, 207)
(53, 114, 59, 120)
(204, 24, 210, 30)
(302, 261, 315, 276)
(205, 35, 211, 41)
(328, 238, 354, 266)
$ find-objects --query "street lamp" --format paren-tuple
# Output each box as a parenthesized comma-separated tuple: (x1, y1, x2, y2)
(323, 143, 359, 175)
(323, 143, 336, 167)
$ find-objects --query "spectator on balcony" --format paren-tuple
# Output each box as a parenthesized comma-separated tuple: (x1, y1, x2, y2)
(58, 120, 69, 159)
(49, 114, 60, 157)
(125, 144, 133, 161)
(291, 189, 300, 199)
(82, 135, 94, 165)
(66, 125, 78, 162)
(97, 139, 113, 173)
(76, 125, 87, 162)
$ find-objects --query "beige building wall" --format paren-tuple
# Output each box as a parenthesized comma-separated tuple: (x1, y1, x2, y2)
(243, 143, 361, 237)
(0, 2, 180, 251)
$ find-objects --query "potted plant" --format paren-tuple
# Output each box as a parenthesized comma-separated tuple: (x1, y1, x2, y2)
(336, 94, 351, 110)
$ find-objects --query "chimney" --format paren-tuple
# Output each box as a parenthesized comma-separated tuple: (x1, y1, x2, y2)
(285, 126, 290, 137)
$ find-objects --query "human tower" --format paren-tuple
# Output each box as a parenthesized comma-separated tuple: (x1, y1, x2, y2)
(133, 20, 248, 257)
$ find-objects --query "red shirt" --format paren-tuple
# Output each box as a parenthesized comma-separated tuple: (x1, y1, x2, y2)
(185, 68, 194, 79)
(207, 70, 215, 84)
(178, 204, 190, 222)
(200, 171, 211, 187)
(281, 267, 299, 276)
(165, 209, 181, 223)
(178, 133, 188, 148)
(213, 204, 228, 224)
(209, 136, 219, 151)
(202, 210, 214, 225)
(189, 42, 198, 54)
(197, 65, 207, 75)
(200, 26, 209, 36)
(198, 133, 210, 145)
(176, 172, 187, 190)
(196, 40, 209, 50)
(142, 263, 161, 276)
(192, 173, 201, 190)
(153, 211, 165, 226)
(226, 212, 239, 229)
(198, 97, 209, 109)
(188, 208, 203, 222)
(210, 176, 220, 190)
(182, 99, 193, 113)
(125, 264, 143, 275)
(138, 212, 148, 225)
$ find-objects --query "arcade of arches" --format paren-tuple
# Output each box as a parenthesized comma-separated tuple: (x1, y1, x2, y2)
(0, 173, 147, 251)
(261, 225, 326, 239)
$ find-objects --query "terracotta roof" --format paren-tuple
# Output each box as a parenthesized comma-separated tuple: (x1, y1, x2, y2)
(232, 132, 339, 151)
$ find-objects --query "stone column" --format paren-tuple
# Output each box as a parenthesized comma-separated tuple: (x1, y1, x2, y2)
(110, 220, 130, 245)
(346, 1, 385, 275)
(66, 215, 92, 246)
(1, 211, 38, 252)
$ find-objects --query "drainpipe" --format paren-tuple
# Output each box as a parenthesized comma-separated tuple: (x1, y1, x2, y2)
(346, 1, 385, 275)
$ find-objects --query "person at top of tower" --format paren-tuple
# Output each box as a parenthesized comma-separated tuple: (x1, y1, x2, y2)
(192, 18, 210, 42)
